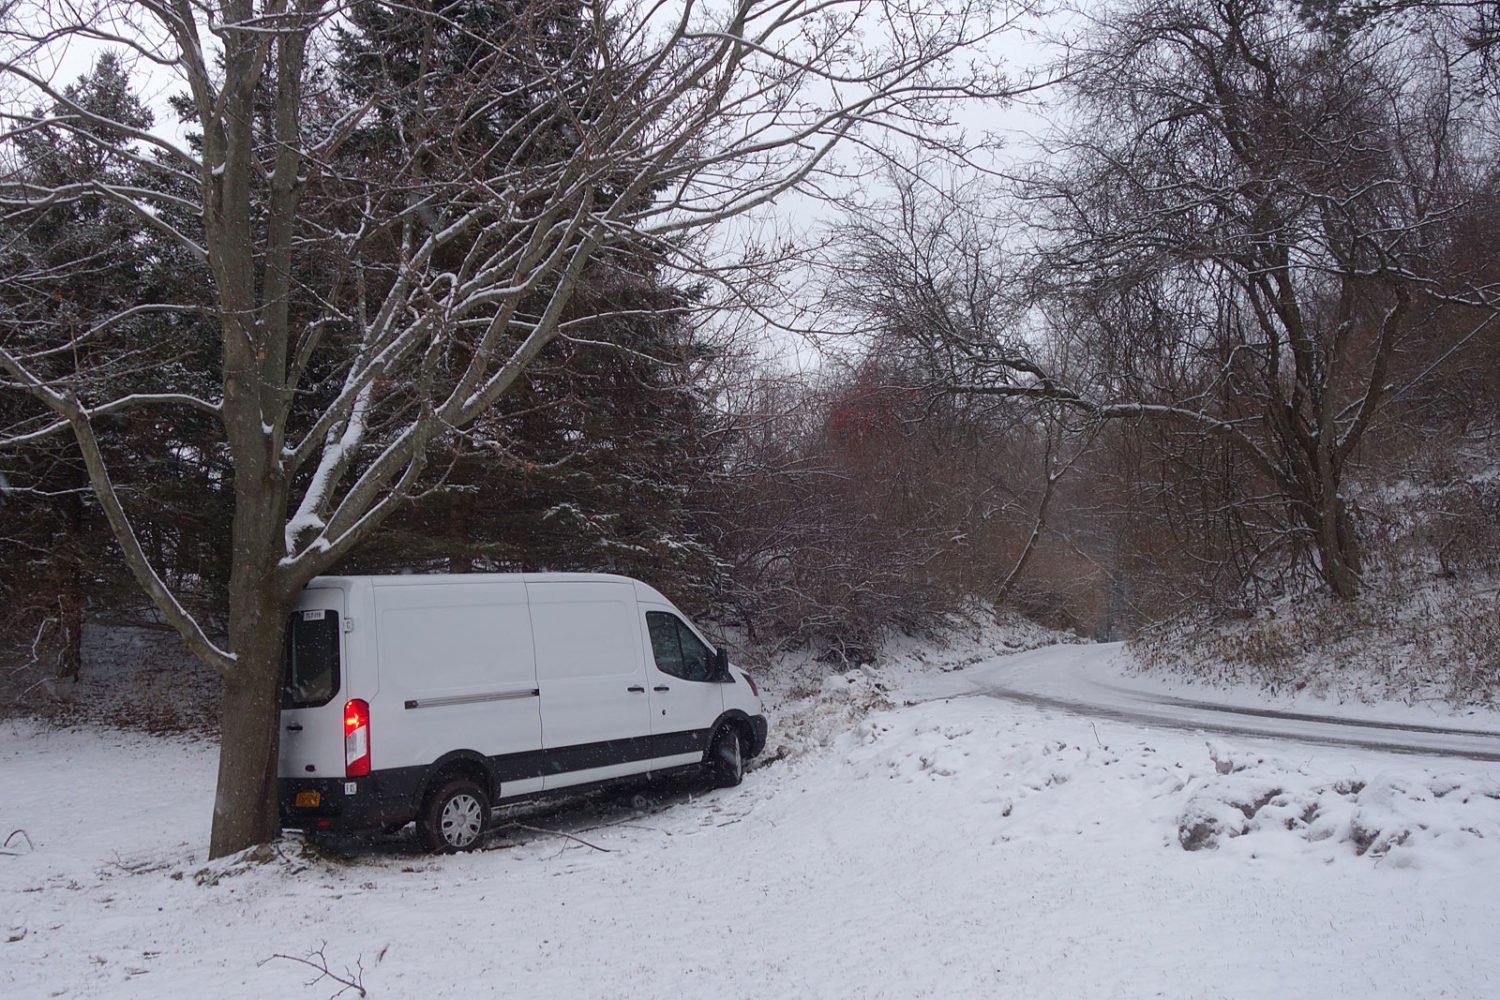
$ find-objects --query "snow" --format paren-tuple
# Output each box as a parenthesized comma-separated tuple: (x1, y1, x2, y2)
(284, 384, 373, 557)
(4, 638, 1500, 999)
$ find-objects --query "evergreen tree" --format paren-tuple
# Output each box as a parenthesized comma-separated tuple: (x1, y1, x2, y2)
(326, 1, 724, 607)
(0, 55, 229, 693)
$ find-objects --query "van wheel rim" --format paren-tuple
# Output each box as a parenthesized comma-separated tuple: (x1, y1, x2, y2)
(440, 794, 483, 847)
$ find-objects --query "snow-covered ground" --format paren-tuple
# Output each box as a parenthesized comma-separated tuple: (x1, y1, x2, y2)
(4, 638, 1500, 1000)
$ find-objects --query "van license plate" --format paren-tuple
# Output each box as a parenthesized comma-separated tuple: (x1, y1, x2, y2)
(295, 791, 320, 808)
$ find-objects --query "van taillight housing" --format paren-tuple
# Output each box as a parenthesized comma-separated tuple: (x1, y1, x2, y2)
(344, 699, 370, 777)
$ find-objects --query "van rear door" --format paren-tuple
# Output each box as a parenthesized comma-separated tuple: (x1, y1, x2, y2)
(279, 589, 348, 780)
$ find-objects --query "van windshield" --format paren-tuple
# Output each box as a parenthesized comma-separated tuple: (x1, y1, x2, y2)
(283, 609, 340, 708)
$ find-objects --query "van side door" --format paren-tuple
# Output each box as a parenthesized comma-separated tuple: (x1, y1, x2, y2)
(528, 579, 653, 787)
(641, 607, 726, 767)
(373, 580, 542, 794)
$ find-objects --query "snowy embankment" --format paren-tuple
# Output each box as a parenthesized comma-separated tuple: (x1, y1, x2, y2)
(4, 635, 1500, 999)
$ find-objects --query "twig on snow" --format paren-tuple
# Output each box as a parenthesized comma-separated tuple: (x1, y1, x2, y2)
(2, 829, 34, 855)
(494, 821, 612, 853)
(258, 943, 366, 998)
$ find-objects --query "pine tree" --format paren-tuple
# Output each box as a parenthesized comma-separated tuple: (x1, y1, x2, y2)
(0, 55, 229, 692)
(325, 1, 724, 606)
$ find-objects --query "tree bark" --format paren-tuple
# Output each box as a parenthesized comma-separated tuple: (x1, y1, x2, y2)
(211, 468, 296, 856)
(208, 436, 297, 856)
(209, 647, 284, 858)
(59, 558, 82, 683)
(1313, 492, 1362, 601)
(448, 489, 473, 574)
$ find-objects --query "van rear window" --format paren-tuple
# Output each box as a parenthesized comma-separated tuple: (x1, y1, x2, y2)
(283, 610, 340, 708)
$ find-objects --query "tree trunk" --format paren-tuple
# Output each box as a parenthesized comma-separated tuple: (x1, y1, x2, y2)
(58, 556, 82, 683)
(209, 648, 284, 858)
(995, 473, 1057, 608)
(206, 468, 298, 857)
(448, 489, 473, 573)
(207, 574, 292, 857)
(1315, 493, 1362, 601)
(59, 486, 85, 683)
(208, 430, 293, 858)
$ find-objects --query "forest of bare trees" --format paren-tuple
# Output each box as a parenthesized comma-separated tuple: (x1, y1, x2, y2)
(4, 0, 1498, 854)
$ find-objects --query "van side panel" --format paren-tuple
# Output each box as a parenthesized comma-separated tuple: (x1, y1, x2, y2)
(528, 580, 652, 788)
(373, 580, 542, 791)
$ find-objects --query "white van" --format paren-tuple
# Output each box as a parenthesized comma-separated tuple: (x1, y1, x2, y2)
(277, 573, 767, 852)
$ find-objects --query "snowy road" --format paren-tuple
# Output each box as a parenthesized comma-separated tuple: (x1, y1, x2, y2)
(905, 641, 1500, 762)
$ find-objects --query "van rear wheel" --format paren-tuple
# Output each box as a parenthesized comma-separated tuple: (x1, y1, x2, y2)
(708, 725, 745, 788)
(418, 778, 490, 853)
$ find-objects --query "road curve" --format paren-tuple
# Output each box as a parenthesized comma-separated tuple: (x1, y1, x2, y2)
(931, 641, 1500, 763)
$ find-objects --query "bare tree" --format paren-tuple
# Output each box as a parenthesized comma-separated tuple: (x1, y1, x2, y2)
(824, 175, 1108, 622)
(0, 0, 1026, 856)
(1022, 0, 1500, 599)
(875, 0, 1495, 601)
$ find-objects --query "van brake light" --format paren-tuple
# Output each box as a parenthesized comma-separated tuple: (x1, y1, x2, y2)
(344, 698, 370, 777)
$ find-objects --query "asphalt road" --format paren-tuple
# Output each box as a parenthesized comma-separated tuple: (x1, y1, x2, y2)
(946, 642, 1500, 763)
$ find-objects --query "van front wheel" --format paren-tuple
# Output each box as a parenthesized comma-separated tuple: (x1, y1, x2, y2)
(418, 778, 490, 853)
(708, 725, 745, 788)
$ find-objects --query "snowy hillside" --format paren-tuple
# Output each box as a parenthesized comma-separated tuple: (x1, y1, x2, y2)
(4, 637, 1500, 999)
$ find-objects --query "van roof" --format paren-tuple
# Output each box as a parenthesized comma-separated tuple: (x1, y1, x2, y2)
(305, 572, 674, 606)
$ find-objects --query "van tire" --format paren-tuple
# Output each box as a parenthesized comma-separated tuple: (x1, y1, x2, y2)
(417, 778, 490, 853)
(708, 725, 745, 787)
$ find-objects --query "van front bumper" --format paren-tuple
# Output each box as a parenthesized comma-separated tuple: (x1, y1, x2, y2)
(278, 768, 426, 834)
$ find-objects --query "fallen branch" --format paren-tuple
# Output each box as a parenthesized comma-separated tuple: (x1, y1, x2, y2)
(2, 829, 34, 855)
(494, 822, 611, 853)
(258, 943, 366, 999)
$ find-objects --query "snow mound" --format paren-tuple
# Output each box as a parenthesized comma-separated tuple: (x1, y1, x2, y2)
(749, 607, 1073, 766)
(1176, 742, 1500, 863)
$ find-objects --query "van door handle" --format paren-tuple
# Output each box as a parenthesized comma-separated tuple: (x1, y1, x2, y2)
(627, 686, 645, 693)
(653, 685, 670, 692)
(286, 722, 303, 732)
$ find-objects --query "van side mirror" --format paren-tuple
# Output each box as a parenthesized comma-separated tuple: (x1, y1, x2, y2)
(714, 646, 731, 682)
